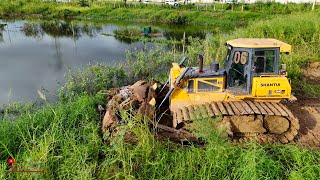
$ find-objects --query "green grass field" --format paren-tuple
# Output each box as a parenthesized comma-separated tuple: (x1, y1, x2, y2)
(1, 94, 320, 179)
(1, 2, 320, 179)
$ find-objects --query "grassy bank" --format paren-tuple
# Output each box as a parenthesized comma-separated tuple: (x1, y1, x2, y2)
(1, 80, 320, 179)
(0, 0, 318, 27)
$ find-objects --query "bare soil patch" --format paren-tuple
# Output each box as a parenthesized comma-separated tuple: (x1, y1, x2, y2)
(302, 62, 320, 84)
(286, 98, 320, 148)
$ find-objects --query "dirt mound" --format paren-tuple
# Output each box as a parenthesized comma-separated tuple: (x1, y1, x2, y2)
(287, 99, 320, 148)
(302, 62, 320, 84)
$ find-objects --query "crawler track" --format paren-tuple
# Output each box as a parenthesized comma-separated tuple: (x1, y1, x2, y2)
(172, 101, 300, 144)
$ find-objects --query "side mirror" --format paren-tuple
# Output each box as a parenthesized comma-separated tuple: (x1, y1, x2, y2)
(279, 64, 287, 76)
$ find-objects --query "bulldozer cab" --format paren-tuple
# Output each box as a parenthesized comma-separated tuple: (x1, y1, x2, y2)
(167, 38, 294, 111)
(224, 38, 291, 94)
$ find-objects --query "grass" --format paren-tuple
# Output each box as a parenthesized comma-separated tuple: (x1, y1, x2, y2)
(1, 92, 320, 179)
(294, 82, 320, 98)
(102, 32, 183, 45)
(59, 46, 180, 101)
(0, 93, 104, 179)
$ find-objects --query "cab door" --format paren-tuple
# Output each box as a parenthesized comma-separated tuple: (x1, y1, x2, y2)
(251, 48, 281, 97)
(226, 48, 252, 93)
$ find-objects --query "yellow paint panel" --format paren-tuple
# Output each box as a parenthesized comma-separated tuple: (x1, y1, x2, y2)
(252, 76, 292, 98)
(170, 77, 227, 111)
(170, 63, 185, 88)
(170, 89, 227, 112)
(168, 62, 295, 112)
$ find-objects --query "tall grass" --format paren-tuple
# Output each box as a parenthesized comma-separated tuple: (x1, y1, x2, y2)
(0, 93, 105, 179)
(59, 45, 181, 101)
(1, 68, 319, 178)
(1, 95, 320, 179)
(1, 37, 320, 178)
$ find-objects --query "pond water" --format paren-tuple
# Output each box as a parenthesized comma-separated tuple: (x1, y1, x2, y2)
(0, 19, 214, 106)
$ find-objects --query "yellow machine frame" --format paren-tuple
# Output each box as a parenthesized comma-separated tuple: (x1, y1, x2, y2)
(169, 38, 296, 111)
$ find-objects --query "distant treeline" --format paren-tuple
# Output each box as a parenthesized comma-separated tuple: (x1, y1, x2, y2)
(0, 0, 319, 26)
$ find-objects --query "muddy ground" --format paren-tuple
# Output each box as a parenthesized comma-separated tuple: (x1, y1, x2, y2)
(302, 62, 320, 84)
(287, 99, 320, 148)
(288, 62, 320, 148)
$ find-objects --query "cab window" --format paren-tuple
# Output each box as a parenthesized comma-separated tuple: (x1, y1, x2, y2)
(254, 50, 276, 73)
(198, 81, 219, 92)
(228, 51, 249, 89)
(188, 80, 194, 93)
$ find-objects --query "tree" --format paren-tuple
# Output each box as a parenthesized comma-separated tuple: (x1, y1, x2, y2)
(79, 0, 89, 7)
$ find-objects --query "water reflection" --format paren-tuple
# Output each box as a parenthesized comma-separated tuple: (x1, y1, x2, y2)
(21, 20, 102, 39)
(0, 19, 214, 105)
(0, 23, 6, 43)
(19, 21, 106, 73)
(113, 35, 155, 44)
(52, 37, 63, 72)
(110, 25, 208, 45)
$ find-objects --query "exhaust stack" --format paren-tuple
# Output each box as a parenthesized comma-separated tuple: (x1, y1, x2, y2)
(210, 62, 219, 72)
(198, 54, 204, 73)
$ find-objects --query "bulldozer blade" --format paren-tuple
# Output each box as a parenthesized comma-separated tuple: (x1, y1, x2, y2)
(159, 57, 188, 94)
(151, 83, 157, 90)
(149, 97, 156, 106)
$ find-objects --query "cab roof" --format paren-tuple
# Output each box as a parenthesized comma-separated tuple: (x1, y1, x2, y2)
(226, 38, 291, 53)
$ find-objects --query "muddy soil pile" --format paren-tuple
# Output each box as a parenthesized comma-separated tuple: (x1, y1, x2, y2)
(287, 99, 320, 148)
(292, 62, 320, 147)
(302, 62, 320, 84)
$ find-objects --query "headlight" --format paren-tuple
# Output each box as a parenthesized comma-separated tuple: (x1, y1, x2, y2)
(274, 90, 285, 94)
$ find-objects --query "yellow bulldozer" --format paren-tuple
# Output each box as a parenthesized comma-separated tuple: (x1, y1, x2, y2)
(102, 38, 300, 144)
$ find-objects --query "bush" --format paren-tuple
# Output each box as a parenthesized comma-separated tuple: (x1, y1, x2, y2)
(59, 64, 127, 100)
